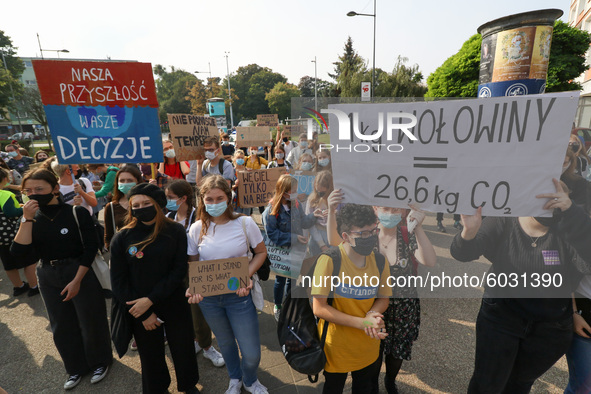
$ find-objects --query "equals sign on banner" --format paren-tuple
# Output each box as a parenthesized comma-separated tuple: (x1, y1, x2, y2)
(413, 157, 448, 169)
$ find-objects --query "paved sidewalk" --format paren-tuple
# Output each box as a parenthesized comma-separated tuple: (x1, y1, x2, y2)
(0, 214, 569, 393)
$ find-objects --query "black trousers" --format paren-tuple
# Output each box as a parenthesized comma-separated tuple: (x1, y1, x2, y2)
(37, 261, 112, 375)
(436, 212, 460, 222)
(323, 355, 381, 394)
(468, 298, 573, 394)
(133, 288, 199, 394)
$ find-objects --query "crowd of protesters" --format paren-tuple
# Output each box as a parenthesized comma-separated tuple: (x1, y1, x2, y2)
(1, 130, 590, 394)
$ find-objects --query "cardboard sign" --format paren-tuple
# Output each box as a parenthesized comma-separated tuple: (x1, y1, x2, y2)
(328, 92, 579, 216)
(237, 167, 286, 208)
(168, 114, 216, 161)
(32, 60, 162, 164)
(235, 126, 272, 147)
(257, 114, 279, 127)
(290, 170, 316, 196)
(188, 257, 250, 296)
(265, 234, 307, 279)
(283, 125, 303, 139)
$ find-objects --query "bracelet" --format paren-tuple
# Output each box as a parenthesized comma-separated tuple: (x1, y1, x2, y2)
(366, 310, 379, 316)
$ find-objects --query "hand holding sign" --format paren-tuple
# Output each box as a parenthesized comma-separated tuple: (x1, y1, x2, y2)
(185, 288, 204, 304)
(535, 178, 572, 212)
(460, 206, 483, 241)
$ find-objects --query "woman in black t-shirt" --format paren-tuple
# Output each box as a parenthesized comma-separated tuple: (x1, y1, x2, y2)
(11, 169, 112, 390)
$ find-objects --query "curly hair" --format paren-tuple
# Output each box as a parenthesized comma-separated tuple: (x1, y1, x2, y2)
(336, 204, 377, 235)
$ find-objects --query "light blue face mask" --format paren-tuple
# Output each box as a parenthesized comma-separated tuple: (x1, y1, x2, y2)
(236, 158, 245, 166)
(205, 201, 227, 217)
(301, 162, 313, 171)
(166, 198, 180, 211)
(378, 212, 402, 229)
(318, 158, 330, 167)
(118, 182, 136, 195)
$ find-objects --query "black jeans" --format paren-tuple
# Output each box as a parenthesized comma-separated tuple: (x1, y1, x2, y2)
(323, 355, 381, 394)
(468, 298, 573, 394)
(134, 288, 199, 394)
(37, 261, 112, 375)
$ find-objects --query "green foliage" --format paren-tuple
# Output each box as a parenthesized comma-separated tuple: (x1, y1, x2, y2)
(376, 57, 427, 97)
(0, 30, 25, 118)
(19, 86, 53, 150)
(153, 65, 197, 123)
(265, 82, 301, 121)
(226, 64, 287, 122)
(426, 34, 481, 98)
(546, 20, 591, 92)
(330, 36, 367, 97)
(298, 76, 336, 97)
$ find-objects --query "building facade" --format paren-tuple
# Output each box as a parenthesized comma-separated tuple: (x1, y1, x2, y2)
(569, 0, 591, 127)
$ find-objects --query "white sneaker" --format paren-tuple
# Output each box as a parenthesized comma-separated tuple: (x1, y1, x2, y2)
(63, 374, 81, 390)
(194, 341, 202, 354)
(274, 305, 281, 322)
(203, 346, 225, 367)
(225, 378, 242, 394)
(244, 379, 268, 394)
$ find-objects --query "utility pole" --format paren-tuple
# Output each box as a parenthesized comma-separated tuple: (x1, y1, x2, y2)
(225, 52, 234, 128)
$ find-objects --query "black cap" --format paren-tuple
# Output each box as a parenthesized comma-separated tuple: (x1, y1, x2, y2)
(128, 183, 167, 209)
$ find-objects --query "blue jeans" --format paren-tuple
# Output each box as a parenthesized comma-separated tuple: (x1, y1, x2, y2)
(274, 276, 292, 306)
(198, 293, 261, 386)
(235, 206, 252, 215)
(566, 333, 591, 393)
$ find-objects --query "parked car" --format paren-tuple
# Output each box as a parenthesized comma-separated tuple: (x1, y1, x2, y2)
(9, 132, 34, 140)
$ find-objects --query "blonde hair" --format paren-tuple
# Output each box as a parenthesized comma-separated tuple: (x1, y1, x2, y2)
(270, 174, 297, 216)
(122, 195, 173, 252)
(308, 170, 333, 209)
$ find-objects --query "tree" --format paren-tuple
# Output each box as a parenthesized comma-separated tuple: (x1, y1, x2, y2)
(376, 56, 427, 97)
(546, 20, 591, 92)
(426, 21, 591, 97)
(153, 65, 197, 123)
(227, 64, 287, 121)
(425, 34, 481, 97)
(0, 30, 25, 118)
(329, 36, 367, 97)
(265, 82, 301, 121)
(20, 86, 53, 150)
(298, 76, 337, 97)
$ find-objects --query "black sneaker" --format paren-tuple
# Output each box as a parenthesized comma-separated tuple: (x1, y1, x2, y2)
(185, 387, 201, 394)
(13, 282, 29, 297)
(64, 374, 81, 390)
(90, 365, 109, 384)
(28, 286, 40, 297)
(436, 221, 446, 233)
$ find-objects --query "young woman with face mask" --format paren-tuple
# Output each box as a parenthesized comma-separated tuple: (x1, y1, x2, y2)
(305, 171, 334, 257)
(159, 140, 190, 180)
(110, 183, 200, 394)
(231, 150, 252, 215)
(450, 180, 591, 393)
(263, 174, 324, 321)
(268, 145, 292, 170)
(104, 165, 144, 250)
(186, 175, 269, 394)
(296, 152, 315, 172)
(560, 149, 591, 215)
(245, 146, 268, 170)
(315, 149, 332, 173)
(12, 169, 112, 390)
(569, 134, 590, 177)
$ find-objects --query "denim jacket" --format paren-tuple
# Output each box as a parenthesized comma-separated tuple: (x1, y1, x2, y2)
(263, 200, 316, 248)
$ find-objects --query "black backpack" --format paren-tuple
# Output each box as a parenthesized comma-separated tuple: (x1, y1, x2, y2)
(277, 247, 386, 383)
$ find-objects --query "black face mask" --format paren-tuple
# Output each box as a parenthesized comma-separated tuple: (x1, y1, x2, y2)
(350, 234, 378, 256)
(533, 209, 563, 227)
(132, 206, 158, 222)
(29, 192, 55, 206)
(317, 191, 326, 198)
(282, 137, 288, 143)
(571, 144, 580, 153)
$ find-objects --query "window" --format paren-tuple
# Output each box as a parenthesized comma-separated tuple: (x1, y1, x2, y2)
(25, 80, 37, 86)
(24, 61, 32, 68)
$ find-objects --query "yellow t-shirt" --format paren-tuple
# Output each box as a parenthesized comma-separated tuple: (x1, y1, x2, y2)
(245, 156, 268, 170)
(311, 243, 391, 373)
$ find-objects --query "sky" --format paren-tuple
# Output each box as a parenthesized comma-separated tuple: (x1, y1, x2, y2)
(2, 0, 571, 86)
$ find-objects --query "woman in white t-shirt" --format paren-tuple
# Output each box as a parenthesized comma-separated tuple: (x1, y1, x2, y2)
(186, 175, 269, 394)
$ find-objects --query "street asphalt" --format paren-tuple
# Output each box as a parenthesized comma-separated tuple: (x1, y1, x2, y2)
(0, 213, 569, 393)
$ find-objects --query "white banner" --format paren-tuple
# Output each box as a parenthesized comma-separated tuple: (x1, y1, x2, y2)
(326, 92, 579, 217)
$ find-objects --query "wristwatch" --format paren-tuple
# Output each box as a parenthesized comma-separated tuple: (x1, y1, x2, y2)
(20, 217, 35, 223)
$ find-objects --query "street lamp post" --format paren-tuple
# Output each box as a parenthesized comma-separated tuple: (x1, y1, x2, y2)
(347, 0, 376, 101)
(225, 52, 234, 128)
(311, 57, 318, 112)
(36, 33, 69, 59)
(195, 63, 213, 98)
(1, 49, 24, 133)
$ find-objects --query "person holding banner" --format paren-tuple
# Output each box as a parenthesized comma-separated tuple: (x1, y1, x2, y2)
(110, 183, 200, 394)
(276, 129, 297, 158)
(263, 174, 324, 321)
(104, 165, 144, 250)
(11, 169, 112, 390)
(186, 174, 269, 394)
(450, 179, 591, 394)
(160, 140, 190, 180)
(231, 151, 252, 215)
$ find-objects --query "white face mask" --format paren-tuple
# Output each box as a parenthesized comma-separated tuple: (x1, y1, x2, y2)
(276, 153, 285, 159)
(165, 149, 176, 159)
(205, 150, 217, 160)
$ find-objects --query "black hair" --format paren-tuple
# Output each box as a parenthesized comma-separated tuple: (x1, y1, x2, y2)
(336, 204, 377, 235)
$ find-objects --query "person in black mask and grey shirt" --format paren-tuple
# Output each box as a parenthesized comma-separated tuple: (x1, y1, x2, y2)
(450, 178, 591, 394)
(11, 168, 112, 390)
